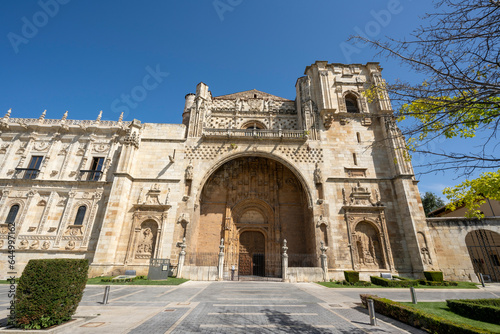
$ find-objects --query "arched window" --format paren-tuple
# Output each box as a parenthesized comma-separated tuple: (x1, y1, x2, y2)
(5, 205, 20, 224)
(74, 206, 86, 226)
(345, 94, 359, 113)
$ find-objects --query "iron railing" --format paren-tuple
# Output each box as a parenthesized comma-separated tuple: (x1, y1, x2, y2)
(79, 170, 103, 181)
(203, 128, 307, 140)
(14, 168, 40, 179)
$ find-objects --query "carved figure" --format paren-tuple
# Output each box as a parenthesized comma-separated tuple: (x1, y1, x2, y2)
(137, 227, 154, 255)
(185, 161, 194, 180)
(42, 241, 50, 250)
(19, 240, 29, 249)
(65, 240, 76, 250)
(29, 240, 39, 249)
(137, 187, 146, 204)
(314, 163, 323, 184)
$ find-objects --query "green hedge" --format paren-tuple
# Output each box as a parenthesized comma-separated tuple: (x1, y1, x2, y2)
(447, 299, 500, 325)
(331, 279, 371, 286)
(424, 271, 444, 282)
(370, 276, 418, 287)
(418, 279, 458, 286)
(344, 271, 359, 283)
(360, 294, 490, 334)
(14, 259, 89, 329)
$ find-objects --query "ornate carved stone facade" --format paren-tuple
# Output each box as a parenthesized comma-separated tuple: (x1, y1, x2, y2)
(0, 61, 486, 282)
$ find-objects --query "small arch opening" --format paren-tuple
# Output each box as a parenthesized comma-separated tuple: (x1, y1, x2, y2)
(74, 206, 87, 225)
(345, 94, 359, 113)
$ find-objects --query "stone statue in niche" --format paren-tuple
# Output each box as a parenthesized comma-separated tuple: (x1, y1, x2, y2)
(354, 222, 384, 269)
(136, 228, 154, 255)
(421, 247, 432, 265)
(314, 163, 323, 184)
(185, 161, 193, 181)
(417, 232, 432, 265)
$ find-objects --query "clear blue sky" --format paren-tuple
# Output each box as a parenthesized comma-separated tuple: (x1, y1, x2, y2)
(0, 0, 481, 199)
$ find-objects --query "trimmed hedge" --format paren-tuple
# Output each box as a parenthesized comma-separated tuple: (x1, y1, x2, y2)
(331, 279, 371, 286)
(418, 279, 458, 286)
(360, 294, 491, 334)
(14, 259, 89, 329)
(370, 275, 418, 287)
(447, 299, 500, 325)
(344, 270, 359, 283)
(424, 271, 444, 282)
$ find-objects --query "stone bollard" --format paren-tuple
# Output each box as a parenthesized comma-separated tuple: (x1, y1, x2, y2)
(177, 237, 186, 278)
(282, 239, 289, 282)
(218, 238, 225, 281)
(410, 286, 417, 304)
(368, 299, 377, 326)
(102, 286, 110, 304)
(320, 241, 329, 282)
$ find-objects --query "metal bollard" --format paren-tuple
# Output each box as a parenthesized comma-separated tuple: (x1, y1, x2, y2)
(102, 285, 110, 304)
(479, 273, 486, 287)
(367, 299, 377, 326)
(410, 286, 417, 304)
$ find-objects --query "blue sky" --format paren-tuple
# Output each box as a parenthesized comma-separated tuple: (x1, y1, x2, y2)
(0, 0, 482, 199)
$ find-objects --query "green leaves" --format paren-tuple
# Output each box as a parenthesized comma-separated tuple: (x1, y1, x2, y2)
(443, 169, 500, 218)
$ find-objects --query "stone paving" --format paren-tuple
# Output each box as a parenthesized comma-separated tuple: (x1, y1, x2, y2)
(0, 282, 499, 333)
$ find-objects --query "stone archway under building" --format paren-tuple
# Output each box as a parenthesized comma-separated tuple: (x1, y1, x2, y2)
(193, 156, 316, 278)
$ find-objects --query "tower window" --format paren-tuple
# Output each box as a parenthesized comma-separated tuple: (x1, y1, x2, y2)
(345, 94, 359, 113)
(353, 153, 358, 166)
(356, 132, 361, 143)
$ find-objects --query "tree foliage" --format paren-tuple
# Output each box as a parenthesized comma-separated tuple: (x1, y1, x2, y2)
(443, 169, 500, 218)
(421, 192, 445, 216)
(353, 0, 500, 216)
(354, 0, 500, 175)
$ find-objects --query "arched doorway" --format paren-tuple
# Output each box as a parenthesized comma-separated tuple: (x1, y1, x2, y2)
(466, 229, 500, 282)
(195, 156, 313, 278)
(239, 231, 265, 276)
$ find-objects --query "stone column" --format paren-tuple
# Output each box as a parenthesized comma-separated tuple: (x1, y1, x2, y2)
(320, 241, 329, 282)
(177, 237, 186, 278)
(282, 239, 289, 282)
(218, 238, 224, 281)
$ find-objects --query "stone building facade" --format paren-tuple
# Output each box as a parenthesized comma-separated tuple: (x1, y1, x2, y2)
(1, 61, 497, 282)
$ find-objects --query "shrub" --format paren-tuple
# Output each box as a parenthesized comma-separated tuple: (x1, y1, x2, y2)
(447, 299, 500, 325)
(14, 259, 89, 329)
(344, 270, 359, 283)
(370, 276, 418, 287)
(424, 271, 444, 282)
(360, 295, 490, 334)
(418, 279, 458, 286)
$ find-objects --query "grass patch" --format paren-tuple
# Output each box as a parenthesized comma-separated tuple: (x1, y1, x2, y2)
(86, 276, 188, 285)
(401, 301, 500, 333)
(317, 280, 478, 289)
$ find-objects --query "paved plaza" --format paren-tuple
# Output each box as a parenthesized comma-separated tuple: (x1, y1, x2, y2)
(0, 282, 499, 333)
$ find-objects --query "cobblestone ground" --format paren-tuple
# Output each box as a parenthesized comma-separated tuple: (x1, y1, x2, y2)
(1, 282, 498, 333)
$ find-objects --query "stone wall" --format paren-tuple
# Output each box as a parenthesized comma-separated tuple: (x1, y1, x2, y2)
(427, 217, 500, 281)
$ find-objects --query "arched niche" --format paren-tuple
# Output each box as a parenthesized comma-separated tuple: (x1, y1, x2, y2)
(353, 221, 385, 269)
(194, 156, 314, 277)
(465, 229, 500, 282)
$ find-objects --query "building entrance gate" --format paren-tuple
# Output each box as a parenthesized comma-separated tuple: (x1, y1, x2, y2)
(466, 229, 500, 282)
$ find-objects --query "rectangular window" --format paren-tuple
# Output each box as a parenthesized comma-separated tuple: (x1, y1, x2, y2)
(88, 157, 104, 181)
(24, 156, 43, 179)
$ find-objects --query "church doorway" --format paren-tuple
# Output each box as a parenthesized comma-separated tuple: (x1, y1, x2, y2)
(238, 231, 265, 276)
(195, 156, 315, 279)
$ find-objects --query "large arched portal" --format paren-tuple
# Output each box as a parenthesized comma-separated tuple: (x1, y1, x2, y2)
(466, 229, 500, 282)
(196, 156, 314, 277)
